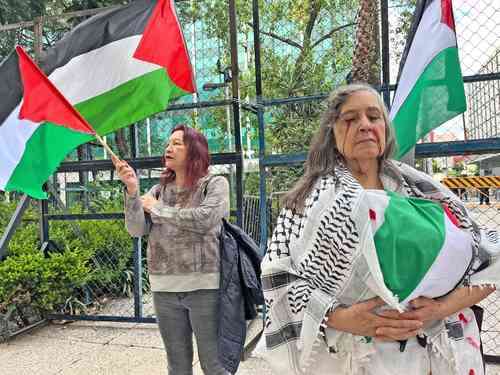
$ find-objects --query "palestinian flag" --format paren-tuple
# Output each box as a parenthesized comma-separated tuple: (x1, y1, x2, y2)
(16, 46, 96, 136)
(366, 190, 472, 304)
(0, 0, 195, 199)
(390, 0, 466, 159)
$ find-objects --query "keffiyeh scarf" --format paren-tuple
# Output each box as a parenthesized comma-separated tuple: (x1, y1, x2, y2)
(261, 160, 500, 374)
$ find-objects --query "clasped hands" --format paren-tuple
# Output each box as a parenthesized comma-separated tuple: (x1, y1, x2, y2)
(112, 155, 158, 213)
(327, 296, 446, 342)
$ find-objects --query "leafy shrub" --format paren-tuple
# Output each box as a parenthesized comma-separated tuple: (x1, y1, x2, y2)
(0, 248, 91, 324)
(0, 196, 147, 326)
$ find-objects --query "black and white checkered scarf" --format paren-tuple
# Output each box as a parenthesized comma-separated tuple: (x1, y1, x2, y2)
(260, 160, 498, 374)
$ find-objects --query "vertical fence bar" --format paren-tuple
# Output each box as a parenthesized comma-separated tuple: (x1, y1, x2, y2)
(0, 195, 31, 260)
(380, 0, 390, 108)
(129, 119, 143, 320)
(229, 0, 243, 227)
(132, 237, 143, 320)
(34, 16, 50, 254)
(40, 197, 49, 248)
(129, 124, 138, 159)
(252, 0, 267, 253)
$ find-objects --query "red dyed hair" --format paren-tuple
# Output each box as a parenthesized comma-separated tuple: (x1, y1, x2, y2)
(159, 124, 210, 189)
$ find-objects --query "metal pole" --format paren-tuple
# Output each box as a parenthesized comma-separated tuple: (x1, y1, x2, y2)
(129, 120, 143, 320)
(380, 0, 390, 108)
(229, 0, 243, 227)
(33, 17, 50, 253)
(225, 85, 233, 152)
(0, 195, 31, 260)
(191, 0, 199, 125)
(132, 237, 143, 320)
(146, 118, 152, 156)
(40, 195, 50, 251)
(252, 0, 267, 253)
(129, 124, 138, 159)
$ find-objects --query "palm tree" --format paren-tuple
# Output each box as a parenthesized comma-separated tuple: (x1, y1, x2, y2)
(350, 0, 381, 85)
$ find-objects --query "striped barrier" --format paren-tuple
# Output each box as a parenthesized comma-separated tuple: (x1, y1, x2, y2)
(441, 176, 500, 189)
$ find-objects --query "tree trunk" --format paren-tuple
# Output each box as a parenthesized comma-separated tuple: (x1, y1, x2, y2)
(351, 0, 381, 85)
(114, 128, 130, 158)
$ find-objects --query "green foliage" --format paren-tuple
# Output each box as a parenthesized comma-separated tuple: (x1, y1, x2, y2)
(390, 0, 418, 63)
(187, 0, 360, 190)
(0, 200, 40, 256)
(244, 172, 260, 196)
(432, 159, 442, 174)
(0, 195, 143, 326)
(0, 0, 44, 25)
(0, 248, 91, 317)
(267, 165, 305, 194)
(0, 0, 127, 60)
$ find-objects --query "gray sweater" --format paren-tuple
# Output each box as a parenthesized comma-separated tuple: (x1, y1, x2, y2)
(124, 174, 230, 292)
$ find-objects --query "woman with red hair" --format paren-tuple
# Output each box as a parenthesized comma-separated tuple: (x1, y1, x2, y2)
(114, 124, 230, 375)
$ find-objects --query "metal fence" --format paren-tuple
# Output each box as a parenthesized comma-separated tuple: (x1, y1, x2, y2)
(1, 0, 500, 363)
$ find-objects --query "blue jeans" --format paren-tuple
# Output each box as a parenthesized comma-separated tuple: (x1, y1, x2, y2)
(153, 290, 229, 375)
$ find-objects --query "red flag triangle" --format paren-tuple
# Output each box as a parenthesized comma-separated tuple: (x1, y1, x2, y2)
(16, 46, 96, 135)
(133, 0, 196, 93)
(441, 0, 456, 32)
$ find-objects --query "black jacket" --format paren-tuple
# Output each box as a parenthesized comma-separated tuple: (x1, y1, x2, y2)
(218, 218, 264, 374)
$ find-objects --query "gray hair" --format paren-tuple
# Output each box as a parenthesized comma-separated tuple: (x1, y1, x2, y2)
(283, 83, 397, 211)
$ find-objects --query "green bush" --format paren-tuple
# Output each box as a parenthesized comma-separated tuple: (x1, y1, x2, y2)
(0, 248, 91, 321)
(0, 196, 146, 323)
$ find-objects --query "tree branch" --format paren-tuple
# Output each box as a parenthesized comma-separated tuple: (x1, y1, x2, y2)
(246, 22, 302, 50)
(303, 0, 321, 43)
(311, 22, 357, 49)
(288, 0, 321, 95)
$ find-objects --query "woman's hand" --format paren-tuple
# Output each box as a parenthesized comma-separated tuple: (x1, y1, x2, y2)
(327, 297, 423, 341)
(112, 155, 138, 195)
(379, 297, 446, 325)
(384, 286, 496, 326)
(141, 194, 158, 214)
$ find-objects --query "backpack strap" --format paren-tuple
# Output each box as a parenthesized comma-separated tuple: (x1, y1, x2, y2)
(201, 174, 216, 198)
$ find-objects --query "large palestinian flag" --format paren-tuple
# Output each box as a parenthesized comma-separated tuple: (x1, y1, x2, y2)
(366, 190, 472, 304)
(0, 0, 195, 199)
(390, 0, 466, 159)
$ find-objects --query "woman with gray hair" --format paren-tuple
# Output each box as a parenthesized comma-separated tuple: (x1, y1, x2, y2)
(261, 83, 500, 374)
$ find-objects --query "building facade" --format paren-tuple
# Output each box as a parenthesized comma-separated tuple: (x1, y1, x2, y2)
(466, 49, 500, 140)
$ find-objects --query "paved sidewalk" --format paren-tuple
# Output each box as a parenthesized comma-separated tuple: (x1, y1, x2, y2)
(0, 320, 274, 375)
(2, 320, 500, 374)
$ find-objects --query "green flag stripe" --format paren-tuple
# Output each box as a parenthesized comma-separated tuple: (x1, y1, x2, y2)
(5, 123, 92, 199)
(75, 68, 187, 135)
(5, 69, 187, 199)
(392, 47, 466, 159)
(374, 192, 445, 301)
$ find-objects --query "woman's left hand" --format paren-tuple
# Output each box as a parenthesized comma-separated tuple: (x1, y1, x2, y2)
(378, 297, 446, 327)
(377, 286, 496, 336)
(141, 194, 158, 213)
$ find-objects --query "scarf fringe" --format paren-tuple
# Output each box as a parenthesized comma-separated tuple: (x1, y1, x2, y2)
(300, 315, 331, 373)
(425, 329, 459, 373)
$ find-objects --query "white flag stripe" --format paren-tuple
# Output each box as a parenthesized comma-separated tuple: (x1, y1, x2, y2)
(49, 35, 160, 105)
(0, 105, 38, 189)
(390, 0, 456, 119)
(365, 189, 390, 232)
(402, 214, 473, 304)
